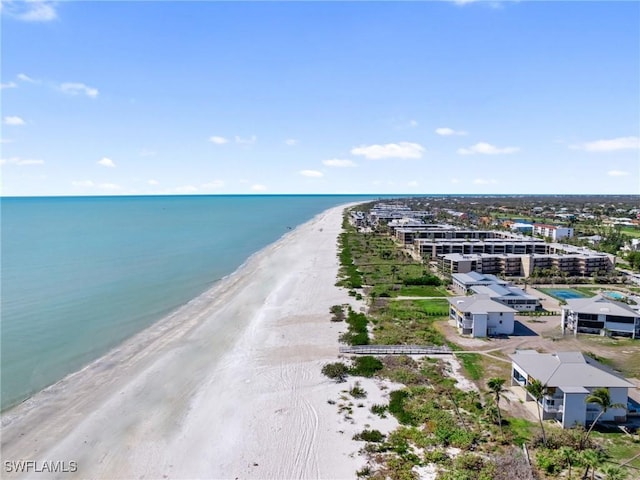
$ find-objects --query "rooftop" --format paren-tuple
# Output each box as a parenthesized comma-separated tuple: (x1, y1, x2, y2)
(564, 295, 639, 318)
(448, 295, 516, 314)
(510, 350, 633, 389)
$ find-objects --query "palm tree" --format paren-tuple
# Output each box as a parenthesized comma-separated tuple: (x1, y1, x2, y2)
(487, 377, 508, 437)
(601, 465, 628, 480)
(525, 379, 547, 446)
(558, 446, 577, 479)
(579, 449, 607, 480)
(583, 388, 626, 446)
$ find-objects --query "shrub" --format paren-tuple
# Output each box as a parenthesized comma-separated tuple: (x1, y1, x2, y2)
(370, 404, 388, 417)
(330, 305, 345, 322)
(353, 429, 386, 443)
(351, 356, 383, 377)
(322, 362, 349, 382)
(349, 381, 367, 399)
(388, 390, 418, 426)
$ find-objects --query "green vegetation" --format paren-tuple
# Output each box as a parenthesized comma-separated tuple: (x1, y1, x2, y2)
(339, 308, 370, 346)
(353, 429, 385, 443)
(331, 208, 639, 480)
(337, 219, 364, 289)
(350, 355, 384, 377)
(349, 381, 367, 399)
(329, 304, 345, 322)
(321, 362, 349, 382)
(455, 353, 483, 381)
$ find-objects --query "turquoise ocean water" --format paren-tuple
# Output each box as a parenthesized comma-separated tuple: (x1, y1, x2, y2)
(1, 195, 383, 411)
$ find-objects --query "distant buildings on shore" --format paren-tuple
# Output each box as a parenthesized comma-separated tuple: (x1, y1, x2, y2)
(351, 203, 615, 279)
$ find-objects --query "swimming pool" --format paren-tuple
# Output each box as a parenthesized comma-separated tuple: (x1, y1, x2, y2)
(603, 291, 625, 301)
(541, 288, 590, 300)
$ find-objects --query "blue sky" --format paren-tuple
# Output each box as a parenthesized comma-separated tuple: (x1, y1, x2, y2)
(1, 0, 639, 196)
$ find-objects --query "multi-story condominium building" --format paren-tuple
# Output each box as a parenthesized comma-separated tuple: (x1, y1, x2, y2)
(511, 350, 632, 428)
(439, 252, 614, 278)
(448, 295, 516, 337)
(562, 295, 640, 338)
(532, 223, 574, 241)
(416, 238, 549, 258)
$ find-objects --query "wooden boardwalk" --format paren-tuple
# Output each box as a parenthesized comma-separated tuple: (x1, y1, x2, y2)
(339, 345, 452, 355)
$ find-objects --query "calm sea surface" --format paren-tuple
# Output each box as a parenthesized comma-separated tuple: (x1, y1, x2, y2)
(1, 194, 383, 411)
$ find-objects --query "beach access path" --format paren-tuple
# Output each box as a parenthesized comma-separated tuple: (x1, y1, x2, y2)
(1, 204, 396, 479)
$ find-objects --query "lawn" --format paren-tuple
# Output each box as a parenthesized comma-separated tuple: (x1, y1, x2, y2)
(395, 285, 450, 297)
(591, 430, 640, 469)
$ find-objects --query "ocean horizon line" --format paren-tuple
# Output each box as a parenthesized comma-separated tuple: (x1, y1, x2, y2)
(2, 192, 638, 200)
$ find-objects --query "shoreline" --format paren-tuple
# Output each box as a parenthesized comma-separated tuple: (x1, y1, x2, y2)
(1, 201, 389, 479)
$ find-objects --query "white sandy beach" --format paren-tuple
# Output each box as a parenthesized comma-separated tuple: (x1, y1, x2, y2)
(1, 204, 399, 480)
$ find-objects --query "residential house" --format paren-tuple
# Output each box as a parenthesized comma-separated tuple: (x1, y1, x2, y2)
(448, 295, 516, 337)
(510, 350, 632, 428)
(562, 295, 640, 339)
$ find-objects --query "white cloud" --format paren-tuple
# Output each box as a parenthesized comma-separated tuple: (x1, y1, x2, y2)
(299, 170, 323, 178)
(570, 136, 640, 152)
(97, 157, 116, 168)
(407, 180, 419, 187)
(451, 178, 460, 184)
(72, 180, 95, 188)
(17, 73, 38, 83)
(351, 141, 425, 159)
(0, 138, 13, 144)
(4, 116, 25, 126)
(60, 82, 99, 98)
(202, 179, 225, 189)
(473, 178, 498, 185)
(250, 184, 267, 192)
(1, 82, 17, 89)
(322, 159, 357, 168)
(284, 139, 298, 146)
(3, 1, 58, 22)
(607, 170, 630, 177)
(235, 135, 257, 145)
(0, 157, 44, 166)
(209, 136, 228, 145)
(435, 127, 467, 136)
(409, 120, 418, 128)
(148, 179, 160, 185)
(457, 142, 520, 155)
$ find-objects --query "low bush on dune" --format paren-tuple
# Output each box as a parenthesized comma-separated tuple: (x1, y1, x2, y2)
(350, 355, 383, 377)
(322, 362, 350, 382)
(353, 429, 386, 443)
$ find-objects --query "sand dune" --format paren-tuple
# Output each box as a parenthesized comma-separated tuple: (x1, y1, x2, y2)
(1, 204, 397, 479)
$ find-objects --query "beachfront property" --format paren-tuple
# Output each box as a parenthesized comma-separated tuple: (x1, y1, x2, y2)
(437, 249, 614, 278)
(448, 295, 516, 337)
(451, 272, 508, 294)
(451, 272, 539, 311)
(510, 350, 633, 428)
(532, 223, 574, 241)
(561, 295, 640, 339)
(470, 283, 539, 311)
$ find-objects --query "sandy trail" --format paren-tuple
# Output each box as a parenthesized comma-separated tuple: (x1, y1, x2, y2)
(2, 204, 393, 480)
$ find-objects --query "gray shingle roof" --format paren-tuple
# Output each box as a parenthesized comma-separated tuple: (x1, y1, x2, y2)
(448, 295, 516, 313)
(510, 350, 633, 388)
(564, 295, 639, 318)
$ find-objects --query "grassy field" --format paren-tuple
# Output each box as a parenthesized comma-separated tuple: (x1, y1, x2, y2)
(591, 430, 640, 469)
(620, 226, 640, 238)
